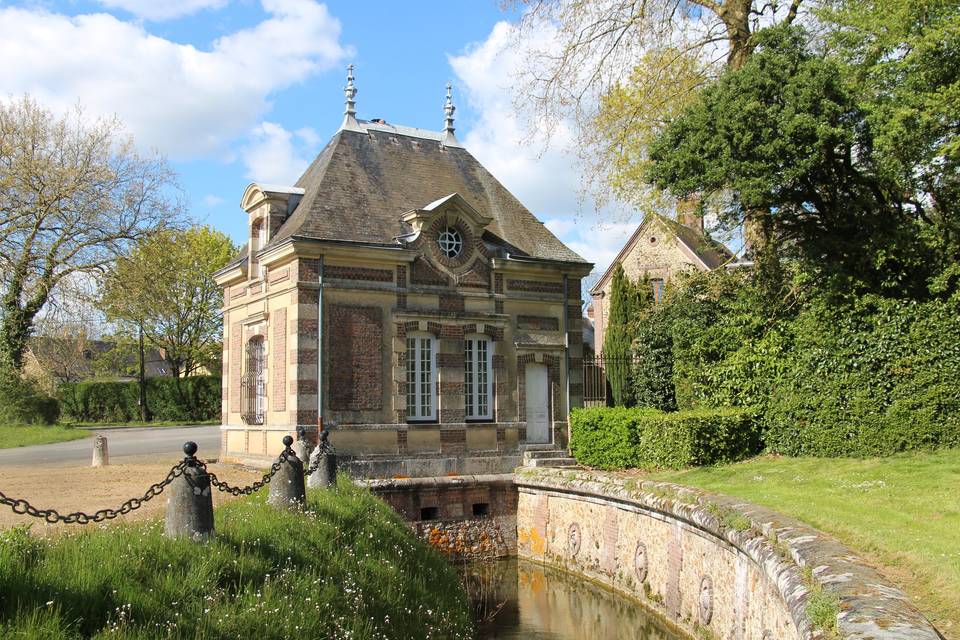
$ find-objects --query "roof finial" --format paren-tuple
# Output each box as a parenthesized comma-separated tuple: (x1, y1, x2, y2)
(340, 64, 362, 132)
(442, 81, 458, 146)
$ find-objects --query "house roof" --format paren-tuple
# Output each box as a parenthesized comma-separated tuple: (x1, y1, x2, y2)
(590, 213, 734, 294)
(265, 124, 588, 264)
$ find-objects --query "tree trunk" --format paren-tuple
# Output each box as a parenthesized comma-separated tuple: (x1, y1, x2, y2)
(0, 306, 33, 371)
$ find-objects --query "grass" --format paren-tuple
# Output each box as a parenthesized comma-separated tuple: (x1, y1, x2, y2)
(0, 424, 90, 449)
(0, 478, 473, 639)
(649, 449, 960, 638)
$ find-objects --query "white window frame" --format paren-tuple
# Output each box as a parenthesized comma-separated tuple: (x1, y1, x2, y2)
(464, 334, 493, 420)
(405, 333, 437, 421)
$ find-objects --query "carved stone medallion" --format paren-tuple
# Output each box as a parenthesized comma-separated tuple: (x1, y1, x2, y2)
(699, 575, 714, 624)
(567, 522, 581, 557)
(634, 541, 648, 582)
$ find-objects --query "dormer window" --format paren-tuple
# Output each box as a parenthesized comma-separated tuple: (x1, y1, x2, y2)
(438, 227, 463, 258)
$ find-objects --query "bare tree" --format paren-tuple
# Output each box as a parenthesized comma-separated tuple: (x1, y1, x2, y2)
(509, 0, 808, 211)
(0, 96, 182, 370)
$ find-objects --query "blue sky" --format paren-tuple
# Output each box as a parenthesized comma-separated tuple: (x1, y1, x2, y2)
(0, 0, 641, 276)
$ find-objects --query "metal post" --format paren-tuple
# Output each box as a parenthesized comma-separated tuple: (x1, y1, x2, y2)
(138, 324, 149, 422)
(317, 255, 325, 432)
(307, 429, 337, 489)
(91, 434, 109, 467)
(164, 441, 214, 540)
(268, 436, 306, 508)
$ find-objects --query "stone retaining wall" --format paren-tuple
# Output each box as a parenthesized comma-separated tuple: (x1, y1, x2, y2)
(365, 474, 517, 560)
(515, 467, 944, 640)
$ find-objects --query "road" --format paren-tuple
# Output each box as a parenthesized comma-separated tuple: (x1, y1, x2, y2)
(0, 425, 221, 468)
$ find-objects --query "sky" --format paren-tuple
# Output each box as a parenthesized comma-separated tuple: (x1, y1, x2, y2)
(0, 0, 642, 280)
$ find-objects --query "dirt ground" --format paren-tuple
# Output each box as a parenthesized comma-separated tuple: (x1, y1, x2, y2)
(0, 458, 262, 533)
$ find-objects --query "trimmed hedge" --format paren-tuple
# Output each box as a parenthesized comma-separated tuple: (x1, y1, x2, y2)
(570, 406, 762, 470)
(58, 376, 221, 423)
(764, 297, 960, 457)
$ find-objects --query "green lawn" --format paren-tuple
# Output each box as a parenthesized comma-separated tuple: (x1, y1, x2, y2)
(0, 424, 90, 449)
(650, 449, 960, 638)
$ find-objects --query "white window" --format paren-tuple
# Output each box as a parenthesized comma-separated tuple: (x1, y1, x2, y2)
(406, 334, 436, 421)
(464, 335, 493, 420)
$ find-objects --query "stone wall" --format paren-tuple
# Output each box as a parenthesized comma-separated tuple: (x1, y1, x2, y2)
(366, 474, 517, 561)
(515, 467, 943, 640)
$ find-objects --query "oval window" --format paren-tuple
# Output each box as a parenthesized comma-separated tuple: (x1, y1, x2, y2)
(438, 227, 463, 258)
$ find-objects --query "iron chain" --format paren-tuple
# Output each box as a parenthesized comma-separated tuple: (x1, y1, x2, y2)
(0, 461, 188, 525)
(302, 443, 334, 477)
(199, 450, 291, 496)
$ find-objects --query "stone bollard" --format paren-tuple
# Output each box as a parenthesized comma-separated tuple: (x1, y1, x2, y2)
(307, 429, 337, 489)
(91, 434, 109, 467)
(267, 436, 306, 509)
(291, 427, 312, 464)
(164, 442, 214, 540)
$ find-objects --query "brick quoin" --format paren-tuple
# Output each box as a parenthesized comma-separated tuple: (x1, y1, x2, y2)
(327, 305, 383, 411)
(396, 264, 407, 287)
(272, 309, 287, 412)
(494, 273, 503, 294)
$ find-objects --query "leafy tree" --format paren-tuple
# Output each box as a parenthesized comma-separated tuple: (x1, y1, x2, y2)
(99, 226, 234, 414)
(646, 26, 930, 294)
(821, 0, 960, 259)
(0, 96, 181, 370)
(603, 264, 641, 406)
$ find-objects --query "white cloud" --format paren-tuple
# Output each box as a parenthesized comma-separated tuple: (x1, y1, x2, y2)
(97, 0, 228, 21)
(0, 1, 348, 158)
(241, 121, 319, 184)
(202, 194, 225, 207)
(450, 21, 639, 276)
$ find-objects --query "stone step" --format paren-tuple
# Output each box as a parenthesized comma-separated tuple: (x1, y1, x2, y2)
(521, 443, 561, 451)
(523, 449, 568, 461)
(524, 457, 579, 468)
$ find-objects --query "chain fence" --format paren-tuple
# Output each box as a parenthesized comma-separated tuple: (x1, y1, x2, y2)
(0, 460, 189, 525)
(0, 435, 329, 525)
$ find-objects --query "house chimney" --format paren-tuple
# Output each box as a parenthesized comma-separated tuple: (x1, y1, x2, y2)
(676, 196, 703, 233)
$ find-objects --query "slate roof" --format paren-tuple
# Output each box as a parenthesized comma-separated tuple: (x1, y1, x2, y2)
(266, 126, 587, 264)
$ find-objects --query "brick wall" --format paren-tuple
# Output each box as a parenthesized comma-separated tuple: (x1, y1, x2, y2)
(327, 305, 383, 411)
(271, 308, 286, 412)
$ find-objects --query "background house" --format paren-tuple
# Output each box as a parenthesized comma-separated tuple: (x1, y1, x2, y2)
(589, 211, 734, 353)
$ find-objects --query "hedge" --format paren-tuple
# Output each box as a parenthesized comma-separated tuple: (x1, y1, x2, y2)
(570, 406, 762, 470)
(0, 370, 60, 425)
(58, 376, 221, 423)
(763, 296, 960, 457)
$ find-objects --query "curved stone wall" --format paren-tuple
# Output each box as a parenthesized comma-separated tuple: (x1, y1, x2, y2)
(515, 467, 944, 640)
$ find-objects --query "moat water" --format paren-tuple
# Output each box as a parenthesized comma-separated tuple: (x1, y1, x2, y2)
(462, 558, 684, 639)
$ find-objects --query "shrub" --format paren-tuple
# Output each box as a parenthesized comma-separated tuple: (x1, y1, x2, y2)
(631, 302, 677, 411)
(0, 368, 60, 425)
(58, 376, 221, 423)
(570, 406, 762, 470)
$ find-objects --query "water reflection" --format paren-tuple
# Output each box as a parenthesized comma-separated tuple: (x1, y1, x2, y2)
(462, 558, 684, 640)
